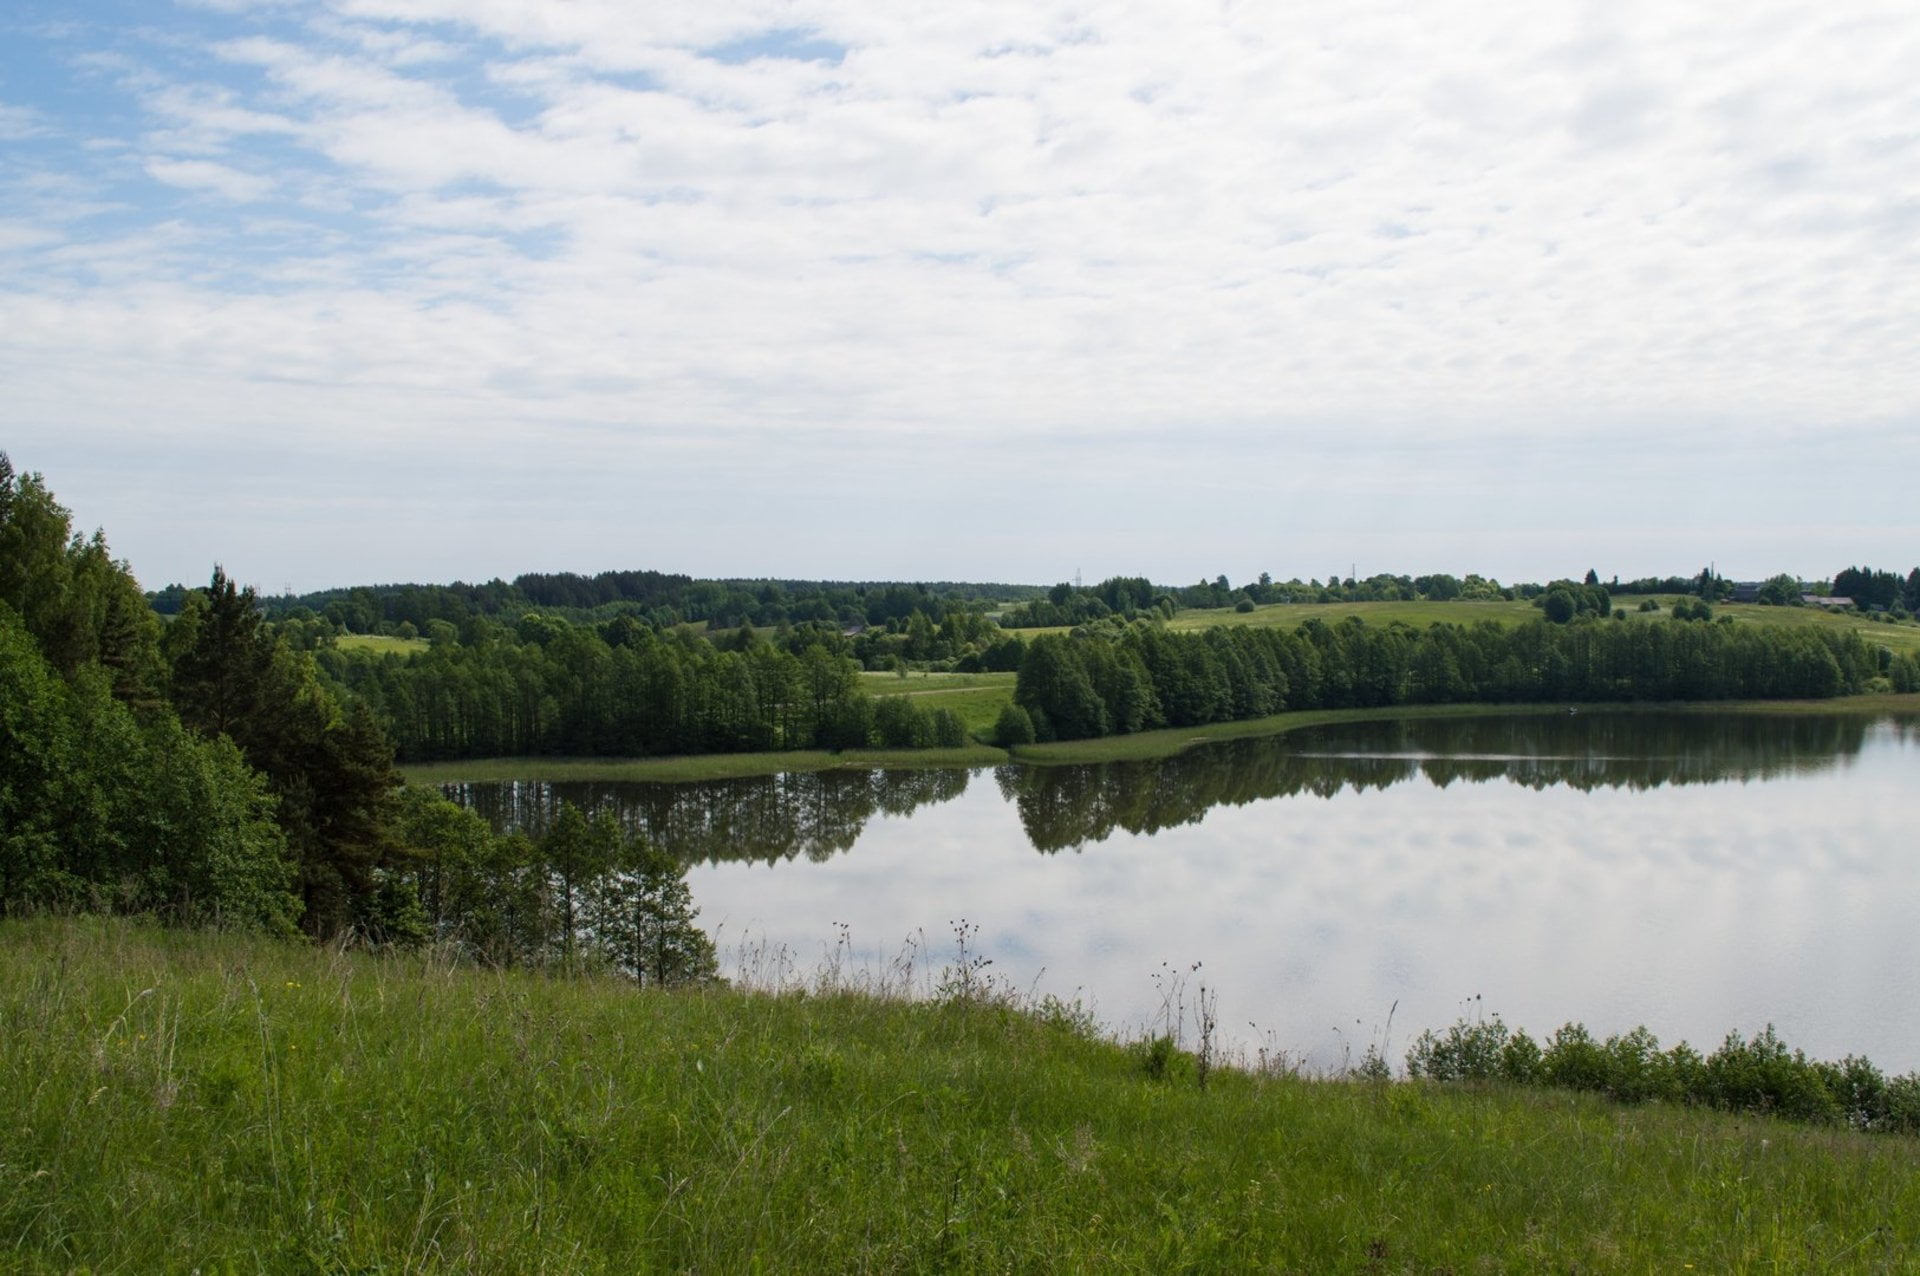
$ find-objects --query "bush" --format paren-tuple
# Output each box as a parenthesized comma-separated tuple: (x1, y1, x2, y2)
(929, 707, 969, 748)
(1704, 1027, 1838, 1123)
(993, 703, 1036, 748)
(1134, 1034, 1194, 1083)
(1407, 1014, 1920, 1134)
(874, 696, 933, 748)
(1406, 1015, 1511, 1081)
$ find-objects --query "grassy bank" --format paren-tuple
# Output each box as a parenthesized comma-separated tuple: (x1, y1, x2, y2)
(403, 694, 1920, 781)
(6, 917, 1920, 1272)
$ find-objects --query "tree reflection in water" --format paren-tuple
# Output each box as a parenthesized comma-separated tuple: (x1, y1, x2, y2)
(449, 712, 1901, 860)
(447, 767, 972, 865)
(1003, 711, 1882, 852)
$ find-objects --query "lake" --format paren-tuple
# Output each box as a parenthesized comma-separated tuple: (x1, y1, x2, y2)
(445, 710, 1920, 1073)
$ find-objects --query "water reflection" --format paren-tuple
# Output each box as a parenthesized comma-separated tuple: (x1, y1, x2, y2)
(451, 712, 1895, 860)
(1003, 711, 1885, 852)
(442, 712, 1920, 1070)
(445, 767, 972, 864)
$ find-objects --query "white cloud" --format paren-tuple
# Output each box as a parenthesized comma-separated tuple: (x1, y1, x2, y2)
(4, 0, 1920, 583)
(0, 103, 50, 140)
(143, 156, 276, 201)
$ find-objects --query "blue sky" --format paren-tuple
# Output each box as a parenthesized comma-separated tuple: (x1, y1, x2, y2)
(3, 0, 1916, 593)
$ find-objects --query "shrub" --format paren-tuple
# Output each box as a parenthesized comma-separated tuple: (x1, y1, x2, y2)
(993, 702, 1036, 747)
(1406, 1015, 1511, 1081)
(1542, 1023, 1609, 1092)
(1703, 1027, 1839, 1123)
(1134, 1034, 1193, 1083)
(929, 707, 970, 748)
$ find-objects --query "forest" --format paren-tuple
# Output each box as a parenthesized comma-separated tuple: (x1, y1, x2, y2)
(1004, 613, 1917, 744)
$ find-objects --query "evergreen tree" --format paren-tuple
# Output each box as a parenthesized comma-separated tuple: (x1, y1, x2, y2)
(169, 567, 403, 938)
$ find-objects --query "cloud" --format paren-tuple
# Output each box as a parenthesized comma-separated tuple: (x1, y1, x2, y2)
(3, 0, 1919, 585)
(0, 103, 51, 140)
(142, 156, 276, 201)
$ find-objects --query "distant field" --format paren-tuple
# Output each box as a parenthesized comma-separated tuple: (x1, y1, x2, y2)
(1161, 596, 1920, 653)
(334, 633, 429, 655)
(861, 671, 1017, 736)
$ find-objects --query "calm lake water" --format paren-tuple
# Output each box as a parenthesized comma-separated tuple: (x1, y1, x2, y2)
(447, 711, 1920, 1073)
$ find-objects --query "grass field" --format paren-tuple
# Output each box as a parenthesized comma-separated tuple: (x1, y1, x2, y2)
(861, 670, 1018, 737)
(6, 916, 1919, 1273)
(334, 632, 430, 655)
(1163, 595, 1920, 652)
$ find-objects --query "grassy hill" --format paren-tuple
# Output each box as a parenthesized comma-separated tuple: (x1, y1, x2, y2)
(6, 917, 1919, 1272)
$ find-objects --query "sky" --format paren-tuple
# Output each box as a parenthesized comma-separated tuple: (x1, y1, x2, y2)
(2, 0, 1916, 594)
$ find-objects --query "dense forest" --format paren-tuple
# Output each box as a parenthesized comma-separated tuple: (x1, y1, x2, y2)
(318, 617, 991, 761)
(1005, 616, 1916, 745)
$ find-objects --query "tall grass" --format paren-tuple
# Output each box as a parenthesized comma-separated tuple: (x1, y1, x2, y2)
(6, 917, 1920, 1271)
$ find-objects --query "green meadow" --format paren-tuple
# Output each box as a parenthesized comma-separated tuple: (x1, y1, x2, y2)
(7, 917, 1920, 1273)
(334, 632, 431, 656)
(862, 670, 1018, 737)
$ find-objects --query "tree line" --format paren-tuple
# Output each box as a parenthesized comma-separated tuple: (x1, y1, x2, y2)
(1005, 614, 1914, 745)
(318, 618, 979, 761)
(155, 569, 1044, 638)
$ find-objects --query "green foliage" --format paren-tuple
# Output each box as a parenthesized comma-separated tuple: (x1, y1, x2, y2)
(1409, 1012, 1920, 1134)
(874, 694, 935, 748)
(1132, 1033, 1195, 1083)
(1756, 574, 1804, 606)
(993, 702, 1036, 747)
(389, 792, 717, 981)
(0, 607, 296, 930)
(583, 816, 718, 987)
(1007, 610, 1884, 750)
(168, 570, 406, 937)
(0, 454, 164, 700)
(1534, 579, 1609, 623)
(1405, 1013, 1512, 1081)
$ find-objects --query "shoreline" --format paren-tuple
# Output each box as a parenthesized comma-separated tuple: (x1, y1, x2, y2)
(399, 692, 1920, 782)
